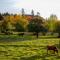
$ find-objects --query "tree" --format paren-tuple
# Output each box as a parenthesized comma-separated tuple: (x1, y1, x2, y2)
(1, 16, 14, 33)
(7, 22, 14, 32)
(28, 16, 46, 38)
(15, 22, 25, 32)
(2, 12, 10, 16)
(55, 21, 60, 37)
(31, 9, 34, 16)
(37, 12, 40, 16)
(21, 8, 25, 16)
(15, 15, 28, 32)
(46, 14, 57, 34)
(1, 20, 8, 33)
(0, 13, 4, 21)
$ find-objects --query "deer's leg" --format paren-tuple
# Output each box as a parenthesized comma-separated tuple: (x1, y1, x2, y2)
(47, 49, 48, 54)
(53, 50, 55, 54)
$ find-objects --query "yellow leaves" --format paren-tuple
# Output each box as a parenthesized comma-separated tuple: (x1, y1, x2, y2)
(17, 17, 28, 28)
(14, 15, 21, 21)
(9, 15, 21, 24)
(3, 15, 29, 31)
(4, 16, 10, 22)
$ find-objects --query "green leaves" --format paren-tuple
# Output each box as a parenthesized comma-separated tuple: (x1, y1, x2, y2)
(15, 22, 25, 32)
(28, 16, 46, 33)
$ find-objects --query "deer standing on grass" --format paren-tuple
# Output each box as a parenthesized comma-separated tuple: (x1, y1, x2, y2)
(47, 45, 58, 54)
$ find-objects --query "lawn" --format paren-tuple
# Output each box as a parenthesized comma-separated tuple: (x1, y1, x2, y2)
(0, 35, 60, 60)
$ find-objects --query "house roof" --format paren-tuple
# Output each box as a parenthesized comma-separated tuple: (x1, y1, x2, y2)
(25, 14, 34, 21)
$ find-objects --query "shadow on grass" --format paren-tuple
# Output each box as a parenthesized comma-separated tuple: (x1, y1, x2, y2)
(55, 43, 60, 49)
(0, 35, 37, 42)
(20, 55, 46, 60)
(20, 53, 60, 60)
(56, 56, 60, 59)
(0, 35, 59, 42)
(0, 44, 46, 49)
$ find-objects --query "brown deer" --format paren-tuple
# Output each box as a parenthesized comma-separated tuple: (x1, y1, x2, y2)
(47, 45, 58, 54)
(18, 33, 24, 37)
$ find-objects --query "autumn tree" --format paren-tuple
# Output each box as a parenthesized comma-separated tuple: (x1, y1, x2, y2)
(15, 15, 28, 32)
(1, 15, 14, 33)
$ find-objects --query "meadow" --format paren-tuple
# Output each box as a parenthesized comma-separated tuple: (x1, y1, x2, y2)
(0, 35, 60, 60)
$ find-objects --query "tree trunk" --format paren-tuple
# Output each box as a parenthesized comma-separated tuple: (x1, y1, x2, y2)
(36, 32, 39, 38)
(58, 33, 60, 38)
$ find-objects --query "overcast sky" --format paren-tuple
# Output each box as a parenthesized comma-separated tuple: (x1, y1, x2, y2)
(0, 0, 60, 18)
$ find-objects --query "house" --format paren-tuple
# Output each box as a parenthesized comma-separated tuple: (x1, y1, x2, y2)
(25, 14, 34, 21)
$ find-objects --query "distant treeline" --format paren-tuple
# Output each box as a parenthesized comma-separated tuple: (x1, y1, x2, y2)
(0, 9, 60, 38)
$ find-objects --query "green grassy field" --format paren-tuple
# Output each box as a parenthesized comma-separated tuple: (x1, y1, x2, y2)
(0, 35, 60, 60)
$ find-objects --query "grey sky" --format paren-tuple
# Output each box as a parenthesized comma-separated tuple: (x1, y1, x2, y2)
(0, 0, 60, 18)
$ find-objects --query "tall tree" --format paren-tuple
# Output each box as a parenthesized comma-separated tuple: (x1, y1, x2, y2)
(28, 16, 46, 38)
(37, 12, 40, 16)
(46, 14, 57, 33)
(55, 21, 60, 37)
(31, 9, 34, 16)
(15, 16, 28, 32)
(1, 16, 14, 33)
(21, 8, 25, 16)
